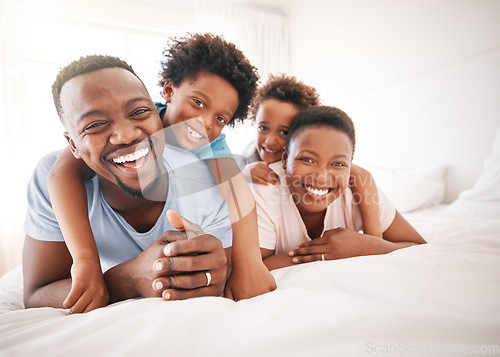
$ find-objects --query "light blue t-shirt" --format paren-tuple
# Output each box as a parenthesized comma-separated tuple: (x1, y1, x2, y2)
(24, 144, 232, 272)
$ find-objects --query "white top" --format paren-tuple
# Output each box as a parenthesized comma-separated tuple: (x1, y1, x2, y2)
(254, 162, 397, 255)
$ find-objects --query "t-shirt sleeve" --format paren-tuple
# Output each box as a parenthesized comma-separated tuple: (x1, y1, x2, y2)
(378, 188, 397, 232)
(24, 152, 65, 242)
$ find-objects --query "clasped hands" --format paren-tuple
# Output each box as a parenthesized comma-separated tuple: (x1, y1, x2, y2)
(288, 227, 375, 264)
(132, 209, 227, 301)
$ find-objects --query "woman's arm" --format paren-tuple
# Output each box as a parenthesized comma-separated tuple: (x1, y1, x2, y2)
(261, 248, 295, 271)
(350, 164, 382, 237)
(289, 211, 426, 264)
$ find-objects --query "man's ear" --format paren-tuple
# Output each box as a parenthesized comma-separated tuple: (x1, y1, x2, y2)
(162, 81, 174, 103)
(64, 132, 81, 159)
(281, 150, 288, 169)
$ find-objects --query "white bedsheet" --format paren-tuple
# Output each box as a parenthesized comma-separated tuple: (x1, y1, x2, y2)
(1, 206, 499, 357)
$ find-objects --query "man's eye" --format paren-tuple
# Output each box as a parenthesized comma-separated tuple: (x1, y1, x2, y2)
(193, 99, 205, 108)
(84, 122, 106, 132)
(131, 108, 152, 117)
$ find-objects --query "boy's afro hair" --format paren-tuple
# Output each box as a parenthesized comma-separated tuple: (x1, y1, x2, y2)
(158, 33, 259, 126)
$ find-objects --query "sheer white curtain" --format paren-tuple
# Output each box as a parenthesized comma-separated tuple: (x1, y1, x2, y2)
(194, 1, 290, 152)
(0, 0, 289, 275)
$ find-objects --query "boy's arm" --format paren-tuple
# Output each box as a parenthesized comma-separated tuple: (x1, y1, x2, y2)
(47, 147, 97, 261)
(205, 158, 276, 300)
(350, 164, 382, 237)
(47, 148, 108, 312)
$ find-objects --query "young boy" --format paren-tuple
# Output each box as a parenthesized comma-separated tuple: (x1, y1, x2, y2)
(48, 34, 275, 313)
(242, 74, 383, 239)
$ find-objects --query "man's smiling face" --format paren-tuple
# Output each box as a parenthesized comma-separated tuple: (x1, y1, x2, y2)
(60, 67, 165, 198)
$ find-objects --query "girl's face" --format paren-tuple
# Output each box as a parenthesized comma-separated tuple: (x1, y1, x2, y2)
(163, 71, 239, 150)
(255, 99, 299, 164)
(283, 126, 353, 215)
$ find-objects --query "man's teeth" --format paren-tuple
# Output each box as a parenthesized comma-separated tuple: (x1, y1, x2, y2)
(187, 125, 203, 139)
(304, 185, 329, 196)
(112, 147, 149, 164)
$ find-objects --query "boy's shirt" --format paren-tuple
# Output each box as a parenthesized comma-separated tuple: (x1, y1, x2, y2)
(24, 144, 232, 272)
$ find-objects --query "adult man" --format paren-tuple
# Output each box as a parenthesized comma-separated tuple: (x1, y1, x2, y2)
(23, 55, 230, 310)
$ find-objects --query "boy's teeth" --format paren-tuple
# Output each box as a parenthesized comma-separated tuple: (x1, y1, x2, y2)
(187, 126, 203, 139)
(112, 147, 149, 164)
(304, 185, 329, 196)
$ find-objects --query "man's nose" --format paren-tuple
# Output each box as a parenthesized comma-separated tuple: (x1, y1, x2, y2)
(109, 120, 141, 145)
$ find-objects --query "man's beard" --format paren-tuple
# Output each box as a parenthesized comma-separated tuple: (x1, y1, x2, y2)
(111, 162, 163, 200)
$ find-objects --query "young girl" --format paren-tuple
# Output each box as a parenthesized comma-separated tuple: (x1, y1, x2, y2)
(242, 74, 383, 237)
(48, 33, 275, 313)
(253, 106, 425, 270)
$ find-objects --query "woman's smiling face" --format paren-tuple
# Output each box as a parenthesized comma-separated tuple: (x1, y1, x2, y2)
(283, 126, 353, 215)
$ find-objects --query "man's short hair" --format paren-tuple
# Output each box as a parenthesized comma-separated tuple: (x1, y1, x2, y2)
(52, 55, 139, 122)
(158, 33, 259, 126)
(250, 74, 321, 120)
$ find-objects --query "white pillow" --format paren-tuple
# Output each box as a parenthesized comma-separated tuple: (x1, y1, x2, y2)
(447, 127, 500, 220)
(367, 165, 446, 213)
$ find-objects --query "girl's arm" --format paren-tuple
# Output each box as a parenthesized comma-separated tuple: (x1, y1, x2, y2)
(350, 164, 382, 237)
(47, 147, 108, 312)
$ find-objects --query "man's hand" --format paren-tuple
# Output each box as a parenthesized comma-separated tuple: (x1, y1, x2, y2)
(250, 162, 280, 185)
(151, 209, 227, 300)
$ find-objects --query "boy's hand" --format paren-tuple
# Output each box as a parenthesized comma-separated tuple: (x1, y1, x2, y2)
(63, 258, 109, 314)
(250, 162, 280, 185)
(224, 258, 276, 301)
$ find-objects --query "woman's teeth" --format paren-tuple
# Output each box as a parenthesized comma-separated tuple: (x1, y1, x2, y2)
(112, 147, 149, 164)
(304, 185, 330, 196)
(187, 125, 203, 139)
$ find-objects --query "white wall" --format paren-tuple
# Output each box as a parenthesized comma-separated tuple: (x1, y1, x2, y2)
(286, 0, 500, 202)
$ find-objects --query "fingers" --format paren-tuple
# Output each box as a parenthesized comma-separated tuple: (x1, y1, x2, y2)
(161, 286, 221, 301)
(152, 271, 211, 291)
(251, 163, 280, 185)
(166, 209, 205, 238)
(66, 290, 108, 314)
(63, 286, 82, 309)
(291, 253, 326, 264)
(154, 242, 225, 273)
(289, 243, 325, 257)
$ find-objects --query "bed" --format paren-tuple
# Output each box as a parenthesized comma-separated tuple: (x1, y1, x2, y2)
(1, 132, 499, 356)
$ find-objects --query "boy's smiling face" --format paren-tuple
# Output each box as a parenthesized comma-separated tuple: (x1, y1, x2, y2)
(283, 126, 353, 215)
(162, 71, 239, 150)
